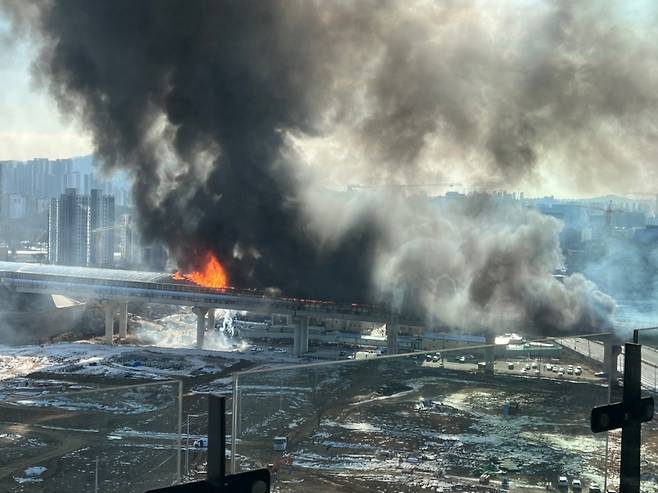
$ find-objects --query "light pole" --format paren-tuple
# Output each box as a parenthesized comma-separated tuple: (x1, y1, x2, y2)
(185, 413, 203, 476)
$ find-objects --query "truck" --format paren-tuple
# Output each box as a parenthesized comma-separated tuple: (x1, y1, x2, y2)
(355, 351, 379, 360)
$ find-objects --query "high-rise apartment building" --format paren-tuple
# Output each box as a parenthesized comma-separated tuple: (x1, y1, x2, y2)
(119, 214, 141, 266)
(88, 189, 115, 267)
(48, 188, 89, 266)
(48, 188, 115, 267)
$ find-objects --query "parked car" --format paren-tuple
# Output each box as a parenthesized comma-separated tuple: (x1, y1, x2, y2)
(507, 362, 514, 370)
(193, 437, 208, 449)
(557, 476, 568, 490)
(574, 367, 582, 376)
(572, 478, 582, 491)
(546, 364, 553, 371)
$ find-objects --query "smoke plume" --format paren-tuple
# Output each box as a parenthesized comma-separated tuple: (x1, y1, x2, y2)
(3, 0, 648, 332)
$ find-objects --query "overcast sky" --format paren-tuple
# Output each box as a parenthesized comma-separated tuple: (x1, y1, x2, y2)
(0, 15, 92, 161)
(0, 2, 656, 199)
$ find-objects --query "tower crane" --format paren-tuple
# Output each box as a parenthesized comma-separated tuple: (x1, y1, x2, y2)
(572, 200, 624, 229)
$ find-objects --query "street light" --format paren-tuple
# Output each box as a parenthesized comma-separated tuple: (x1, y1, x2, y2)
(185, 413, 204, 476)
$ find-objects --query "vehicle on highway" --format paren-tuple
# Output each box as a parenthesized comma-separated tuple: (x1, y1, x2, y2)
(275, 348, 287, 353)
(594, 371, 608, 378)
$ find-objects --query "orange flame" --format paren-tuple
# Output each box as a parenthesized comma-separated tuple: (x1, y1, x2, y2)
(173, 251, 228, 288)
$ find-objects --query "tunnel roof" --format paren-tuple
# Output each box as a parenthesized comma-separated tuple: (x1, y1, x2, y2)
(0, 261, 174, 284)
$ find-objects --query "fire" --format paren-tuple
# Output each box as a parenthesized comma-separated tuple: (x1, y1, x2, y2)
(173, 251, 228, 288)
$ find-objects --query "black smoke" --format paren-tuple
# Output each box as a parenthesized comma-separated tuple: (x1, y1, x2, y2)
(5, 0, 650, 332)
(10, 0, 388, 301)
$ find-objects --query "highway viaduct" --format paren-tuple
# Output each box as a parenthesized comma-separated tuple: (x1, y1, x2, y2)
(0, 261, 407, 356)
(0, 261, 623, 379)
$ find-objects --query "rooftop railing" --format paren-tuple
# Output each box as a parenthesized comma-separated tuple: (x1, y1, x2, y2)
(229, 333, 657, 492)
(0, 380, 182, 492)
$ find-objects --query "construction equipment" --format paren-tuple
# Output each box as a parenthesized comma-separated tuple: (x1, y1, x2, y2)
(572, 200, 624, 229)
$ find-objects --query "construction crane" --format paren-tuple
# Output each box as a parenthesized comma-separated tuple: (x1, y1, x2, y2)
(347, 183, 461, 192)
(572, 200, 624, 229)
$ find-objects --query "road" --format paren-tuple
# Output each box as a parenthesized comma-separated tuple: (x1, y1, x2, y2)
(556, 337, 658, 391)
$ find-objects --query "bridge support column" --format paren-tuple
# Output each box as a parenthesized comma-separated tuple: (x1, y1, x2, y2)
(294, 317, 309, 357)
(118, 302, 128, 338)
(207, 309, 216, 331)
(603, 335, 622, 387)
(485, 334, 495, 375)
(387, 319, 399, 355)
(193, 307, 208, 349)
(103, 302, 116, 345)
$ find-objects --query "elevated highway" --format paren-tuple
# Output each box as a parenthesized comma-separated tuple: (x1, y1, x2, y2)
(0, 261, 406, 354)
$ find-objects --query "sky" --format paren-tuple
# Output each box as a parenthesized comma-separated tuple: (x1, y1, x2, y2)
(0, 15, 93, 161)
(0, 2, 656, 199)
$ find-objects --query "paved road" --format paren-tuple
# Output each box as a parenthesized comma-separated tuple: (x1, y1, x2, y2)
(556, 337, 658, 391)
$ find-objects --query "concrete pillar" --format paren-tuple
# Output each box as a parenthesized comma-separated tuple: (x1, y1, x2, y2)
(294, 316, 309, 357)
(207, 309, 216, 331)
(192, 307, 209, 349)
(387, 319, 399, 355)
(118, 302, 128, 338)
(103, 303, 115, 345)
(485, 334, 495, 375)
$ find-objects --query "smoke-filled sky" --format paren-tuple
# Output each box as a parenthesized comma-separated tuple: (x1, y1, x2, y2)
(2, 0, 656, 332)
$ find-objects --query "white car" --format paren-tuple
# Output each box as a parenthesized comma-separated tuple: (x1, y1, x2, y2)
(193, 437, 208, 449)
(574, 367, 582, 376)
(546, 364, 553, 371)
